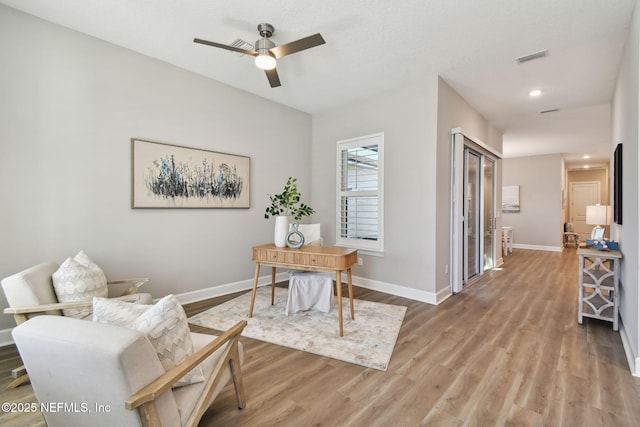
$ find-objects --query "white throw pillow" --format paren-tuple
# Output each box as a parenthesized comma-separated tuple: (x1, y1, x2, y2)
(93, 294, 204, 388)
(92, 297, 151, 326)
(52, 251, 108, 318)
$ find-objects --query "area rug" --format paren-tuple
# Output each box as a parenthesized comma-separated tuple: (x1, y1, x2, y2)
(188, 287, 406, 371)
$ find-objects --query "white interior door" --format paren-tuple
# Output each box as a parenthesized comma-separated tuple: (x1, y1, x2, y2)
(570, 181, 600, 239)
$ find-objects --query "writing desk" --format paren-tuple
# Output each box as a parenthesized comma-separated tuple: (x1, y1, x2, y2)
(249, 244, 357, 336)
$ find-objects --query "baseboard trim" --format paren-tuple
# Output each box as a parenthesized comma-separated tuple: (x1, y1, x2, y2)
(619, 319, 640, 377)
(180, 272, 443, 307)
(344, 274, 441, 305)
(0, 328, 14, 347)
(173, 272, 288, 305)
(512, 243, 562, 253)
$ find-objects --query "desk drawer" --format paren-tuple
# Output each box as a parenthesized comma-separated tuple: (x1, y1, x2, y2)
(253, 248, 283, 263)
(253, 248, 337, 269)
(290, 253, 335, 268)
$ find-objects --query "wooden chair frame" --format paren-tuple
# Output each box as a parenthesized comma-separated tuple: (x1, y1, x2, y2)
(126, 320, 247, 427)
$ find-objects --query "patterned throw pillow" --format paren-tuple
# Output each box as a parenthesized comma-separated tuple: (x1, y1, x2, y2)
(52, 251, 108, 318)
(131, 294, 205, 387)
(92, 297, 151, 326)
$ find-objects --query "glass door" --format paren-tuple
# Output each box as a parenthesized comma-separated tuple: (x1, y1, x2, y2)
(464, 148, 481, 282)
(483, 157, 496, 271)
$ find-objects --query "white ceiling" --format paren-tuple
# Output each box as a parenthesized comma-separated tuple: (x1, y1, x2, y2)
(1, 0, 636, 163)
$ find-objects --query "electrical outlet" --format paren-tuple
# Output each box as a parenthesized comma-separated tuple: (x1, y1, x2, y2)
(445, 264, 449, 274)
(357, 257, 363, 266)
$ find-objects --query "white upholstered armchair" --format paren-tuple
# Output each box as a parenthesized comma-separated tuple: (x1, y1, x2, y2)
(12, 315, 246, 427)
(1, 257, 152, 388)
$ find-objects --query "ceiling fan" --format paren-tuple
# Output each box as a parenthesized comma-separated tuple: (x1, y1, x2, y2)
(194, 23, 325, 88)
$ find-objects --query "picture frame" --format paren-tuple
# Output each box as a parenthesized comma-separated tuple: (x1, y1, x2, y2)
(131, 138, 250, 209)
(613, 143, 622, 224)
(592, 227, 605, 241)
(502, 185, 520, 213)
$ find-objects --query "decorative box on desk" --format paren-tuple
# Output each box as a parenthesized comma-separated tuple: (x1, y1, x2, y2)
(577, 247, 622, 331)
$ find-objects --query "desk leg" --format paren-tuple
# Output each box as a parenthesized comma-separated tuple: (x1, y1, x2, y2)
(249, 263, 261, 318)
(347, 268, 355, 320)
(271, 267, 276, 306)
(336, 271, 344, 337)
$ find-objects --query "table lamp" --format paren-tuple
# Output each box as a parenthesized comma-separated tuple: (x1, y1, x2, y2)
(586, 204, 611, 240)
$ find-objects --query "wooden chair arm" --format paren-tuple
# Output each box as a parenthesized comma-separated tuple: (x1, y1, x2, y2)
(3, 293, 146, 316)
(125, 320, 247, 410)
(107, 278, 149, 296)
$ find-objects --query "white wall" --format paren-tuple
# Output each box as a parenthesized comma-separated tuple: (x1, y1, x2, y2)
(501, 155, 564, 250)
(611, 0, 640, 376)
(312, 77, 440, 303)
(0, 6, 313, 330)
(311, 76, 501, 303)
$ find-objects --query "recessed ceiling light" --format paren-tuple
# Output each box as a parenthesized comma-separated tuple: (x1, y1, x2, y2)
(584, 165, 590, 169)
(529, 89, 542, 97)
(583, 155, 590, 159)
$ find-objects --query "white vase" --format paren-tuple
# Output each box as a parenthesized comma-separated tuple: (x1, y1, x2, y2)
(274, 216, 289, 247)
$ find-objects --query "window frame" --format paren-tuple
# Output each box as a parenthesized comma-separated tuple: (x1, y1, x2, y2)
(335, 132, 384, 252)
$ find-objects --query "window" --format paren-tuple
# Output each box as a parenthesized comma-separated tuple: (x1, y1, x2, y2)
(336, 133, 384, 252)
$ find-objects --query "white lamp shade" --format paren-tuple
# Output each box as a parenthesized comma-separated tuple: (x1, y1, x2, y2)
(585, 205, 611, 225)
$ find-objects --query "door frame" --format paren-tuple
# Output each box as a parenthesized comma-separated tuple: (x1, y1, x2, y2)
(451, 128, 501, 294)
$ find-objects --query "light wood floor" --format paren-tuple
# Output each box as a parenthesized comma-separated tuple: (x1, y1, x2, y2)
(1, 249, 640, 426)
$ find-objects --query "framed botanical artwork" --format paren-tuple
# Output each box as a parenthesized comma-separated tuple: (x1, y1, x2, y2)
(131, 138, 250, 209)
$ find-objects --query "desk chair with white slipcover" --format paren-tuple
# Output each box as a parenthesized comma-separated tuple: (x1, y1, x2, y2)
(285, 224, 335, 315)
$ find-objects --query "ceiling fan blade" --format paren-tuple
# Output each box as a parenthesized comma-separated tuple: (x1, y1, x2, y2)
(193, 38, 257, 56)
(265, 68, 281, 88)
(270, 33, 325, 59)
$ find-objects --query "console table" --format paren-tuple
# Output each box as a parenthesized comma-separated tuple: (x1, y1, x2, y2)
(577, 247, 622, 331)
(249, 244, 358, 336)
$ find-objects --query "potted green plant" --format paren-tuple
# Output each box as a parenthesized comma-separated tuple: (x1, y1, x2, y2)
(264, 177, 315, 247)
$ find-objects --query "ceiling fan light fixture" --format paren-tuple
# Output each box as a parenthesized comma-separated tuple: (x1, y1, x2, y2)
(255, 50, 276, 70)
(254, 37, 276, 70)
(195, 22, 324, 88)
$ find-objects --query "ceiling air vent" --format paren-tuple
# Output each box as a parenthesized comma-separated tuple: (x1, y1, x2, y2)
(540, 108, 559, 114)
(229, 38, 254, 56)
(516, 50, 548, 64)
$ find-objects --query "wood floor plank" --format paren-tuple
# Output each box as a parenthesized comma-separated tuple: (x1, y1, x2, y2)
(2, 248, 640, 427)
